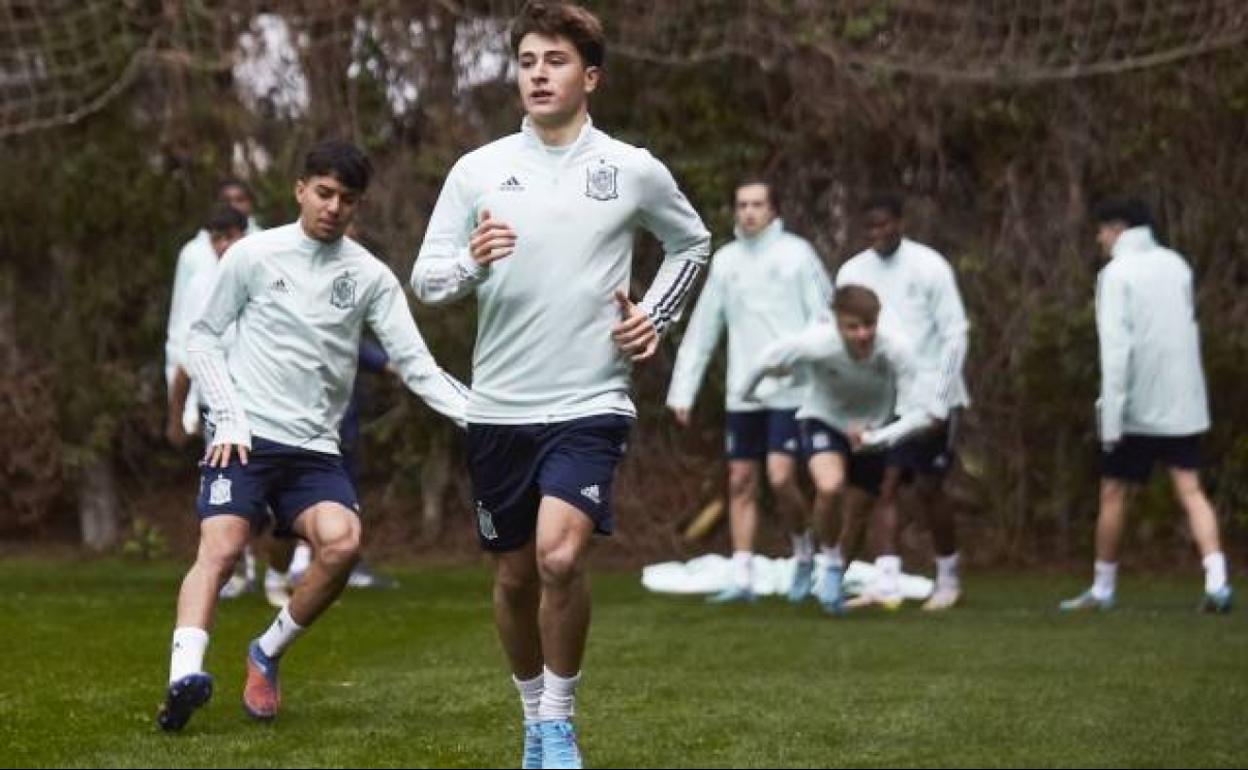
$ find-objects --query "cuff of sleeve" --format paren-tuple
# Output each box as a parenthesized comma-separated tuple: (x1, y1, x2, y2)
(211, 422, 252, 450)
(456, 248, 488, 279)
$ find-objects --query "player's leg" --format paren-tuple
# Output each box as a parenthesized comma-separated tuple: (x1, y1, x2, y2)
(262, 534, 295, 608)
(711, 459, 761, 603)
(848, 466, 904, 609)
(915, 473, 961, 610)
(159, 514, 252, 731)
(492, 542, 545, 768)
(1169, 466, 1231, 612)
(807, 450, 847, 614)
(768, 411, 814, 601)
(1061, 437, 1147, 611)
(710, 412, 766, 603)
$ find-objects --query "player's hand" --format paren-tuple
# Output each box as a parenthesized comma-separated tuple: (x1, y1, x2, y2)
(206, 442, 249, 468)
(469, 208, 516, 266)
(166, 415, 189, 448)
(847, 425, 866, 452)
(670, 406, 691, 428)
(612, 290, 658, 362)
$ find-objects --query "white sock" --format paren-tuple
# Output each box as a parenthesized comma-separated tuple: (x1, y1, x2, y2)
(731, 551, 753, 591)
(264, 567, 288, 590)
(935, 552, 961, 591)
(876, 555, 901, 597)
(257, 605, 304, 659)
(243, 546, 256, 583)
(790, 530, 814, 562)
(513, 672, 544, 723)
(169, 627, 209, 684)
(821, 544, 844, 570)
(538, 667, 580, 722)
(1203, 552, 1228, 594)
(290, 543, 312, 578)
(1092, 560, 1118, 600)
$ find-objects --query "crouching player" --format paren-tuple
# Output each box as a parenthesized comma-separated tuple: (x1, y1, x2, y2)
(743, 285, 937, 614)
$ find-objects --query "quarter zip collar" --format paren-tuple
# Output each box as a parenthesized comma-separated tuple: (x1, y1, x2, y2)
(734, 217, 785, 252)
(1112, 226, 1156, 260)
(295, 221, 343, 259)
(521, 114, 596, 174)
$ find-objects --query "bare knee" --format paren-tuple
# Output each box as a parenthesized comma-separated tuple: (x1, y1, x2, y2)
(496, 561, 540, 605)
(196, 532, 246, 579)
(536, 542, 585, 589)
(812, 474, 844, 503)
(314, 519, 361, 573)
(727, 463, 759, 502)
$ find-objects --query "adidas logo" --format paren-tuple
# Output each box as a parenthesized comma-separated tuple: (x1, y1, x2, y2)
(580, 484, 601, 505)
(499, 175, 525, 192)
(268, 278, 290, 294)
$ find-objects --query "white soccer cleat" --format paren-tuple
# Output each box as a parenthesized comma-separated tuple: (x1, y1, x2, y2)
(922, 586, 961, 611)
(218, 574, 254, 600)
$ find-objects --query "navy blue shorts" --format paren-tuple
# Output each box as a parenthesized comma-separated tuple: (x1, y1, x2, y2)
(799, 419, 888, 495)
(888, 418, 957, 479)
(466, 414, 633, 553)
(195, 436, 359, 537)
(725, 409, 801, 460)
(1102, 433, 1202, 484)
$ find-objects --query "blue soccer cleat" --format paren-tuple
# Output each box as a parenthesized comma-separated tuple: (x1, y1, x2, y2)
(706, 585, 756, 604)
(156, 672, 213, 732)
(815, 565, 845, 616)
(787, 559, 814, 603)
(521, 721, 543, 769)
(1058, 588, 1114, 612)
(243, 639, 281, 721)
(1200, 585, 1232, 614)
(539, 719, 583, 769)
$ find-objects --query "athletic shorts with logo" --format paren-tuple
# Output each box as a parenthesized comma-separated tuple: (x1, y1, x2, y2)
(724, 409, 802, 460)
(467, 414, 633, 552)
(798, 419, 888, 495)
(195, 436, 359, 537)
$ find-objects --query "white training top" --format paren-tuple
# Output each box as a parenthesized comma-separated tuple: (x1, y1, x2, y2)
(411, 116, 711, 424)
(165, 218, 260, 389)
(837, 237, 969, 418)
(665, 219, 833, 413)
(1096, 226, 1210, 441)
(742, 320, 935, 450)
(188, 222, 468, 454)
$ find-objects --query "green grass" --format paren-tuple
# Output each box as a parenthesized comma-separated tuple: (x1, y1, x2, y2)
(1, 559, 1245, 768)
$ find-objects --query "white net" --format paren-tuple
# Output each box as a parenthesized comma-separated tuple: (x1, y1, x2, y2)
(1, 0, 1246, 139)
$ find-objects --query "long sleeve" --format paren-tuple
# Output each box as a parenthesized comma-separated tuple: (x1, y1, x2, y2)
(165, 235, 206, 385)
(186, 248, 252, 448)
(665, 262, 727, 410)
(740, 323, 838, 404)
(1096, 268, 1131, 443)
(862, 336, 935, 450)
(411, 159, 491, 305)
(798, 243, 834, 323)
(368, 271, 469, 429)
(636, 153, 711, 337)
(930, 260, 970, 416)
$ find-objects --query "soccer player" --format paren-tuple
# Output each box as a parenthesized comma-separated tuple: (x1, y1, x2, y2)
(836, 194, 970, 610)
(156, 140, 468, 732)
(1060, 197, 1231, 613)
(665, 179, 832, 604)
(742, 285, 936, 614)
(411, 4, 710, 766)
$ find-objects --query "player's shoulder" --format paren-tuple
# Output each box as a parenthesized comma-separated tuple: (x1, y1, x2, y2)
(588, 128, 669, 176)
(455, 133, 527, 172)
(837, 249, 874, 277)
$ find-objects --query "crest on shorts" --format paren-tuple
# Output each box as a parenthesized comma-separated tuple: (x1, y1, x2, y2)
(476, 501, 499, 540)
(209, 476, 232, 506)
(585, 162, 619, 201)
(813, 432, 831, 451)
(331, 272, 357, 309)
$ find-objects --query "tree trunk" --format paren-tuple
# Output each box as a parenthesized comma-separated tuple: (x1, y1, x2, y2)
(79, 457, 120, 552)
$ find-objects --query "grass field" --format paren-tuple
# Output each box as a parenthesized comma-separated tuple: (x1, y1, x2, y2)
(1, 558, 1245, 768)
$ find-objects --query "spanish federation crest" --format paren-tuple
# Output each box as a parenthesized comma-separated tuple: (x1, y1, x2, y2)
(209, 476, 232, 506)
(331, 272, 357, 309)
(585, 161, 619, 201)
(476, 501, 499, 540)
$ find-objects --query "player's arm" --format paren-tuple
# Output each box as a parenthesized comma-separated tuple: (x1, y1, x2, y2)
(627, 153, 712, 360)
(859, 335, 936, 451)
(166, 366, 192, 447)
(930, 259, 970, 416)
(664, 260, 727, 424)
(186, 247, 252, 467)
(741, 323, 834, 403)
(410, 159, 503, 305)
(1096, 268, 1131, 447)
(368, 270, 469, 429)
